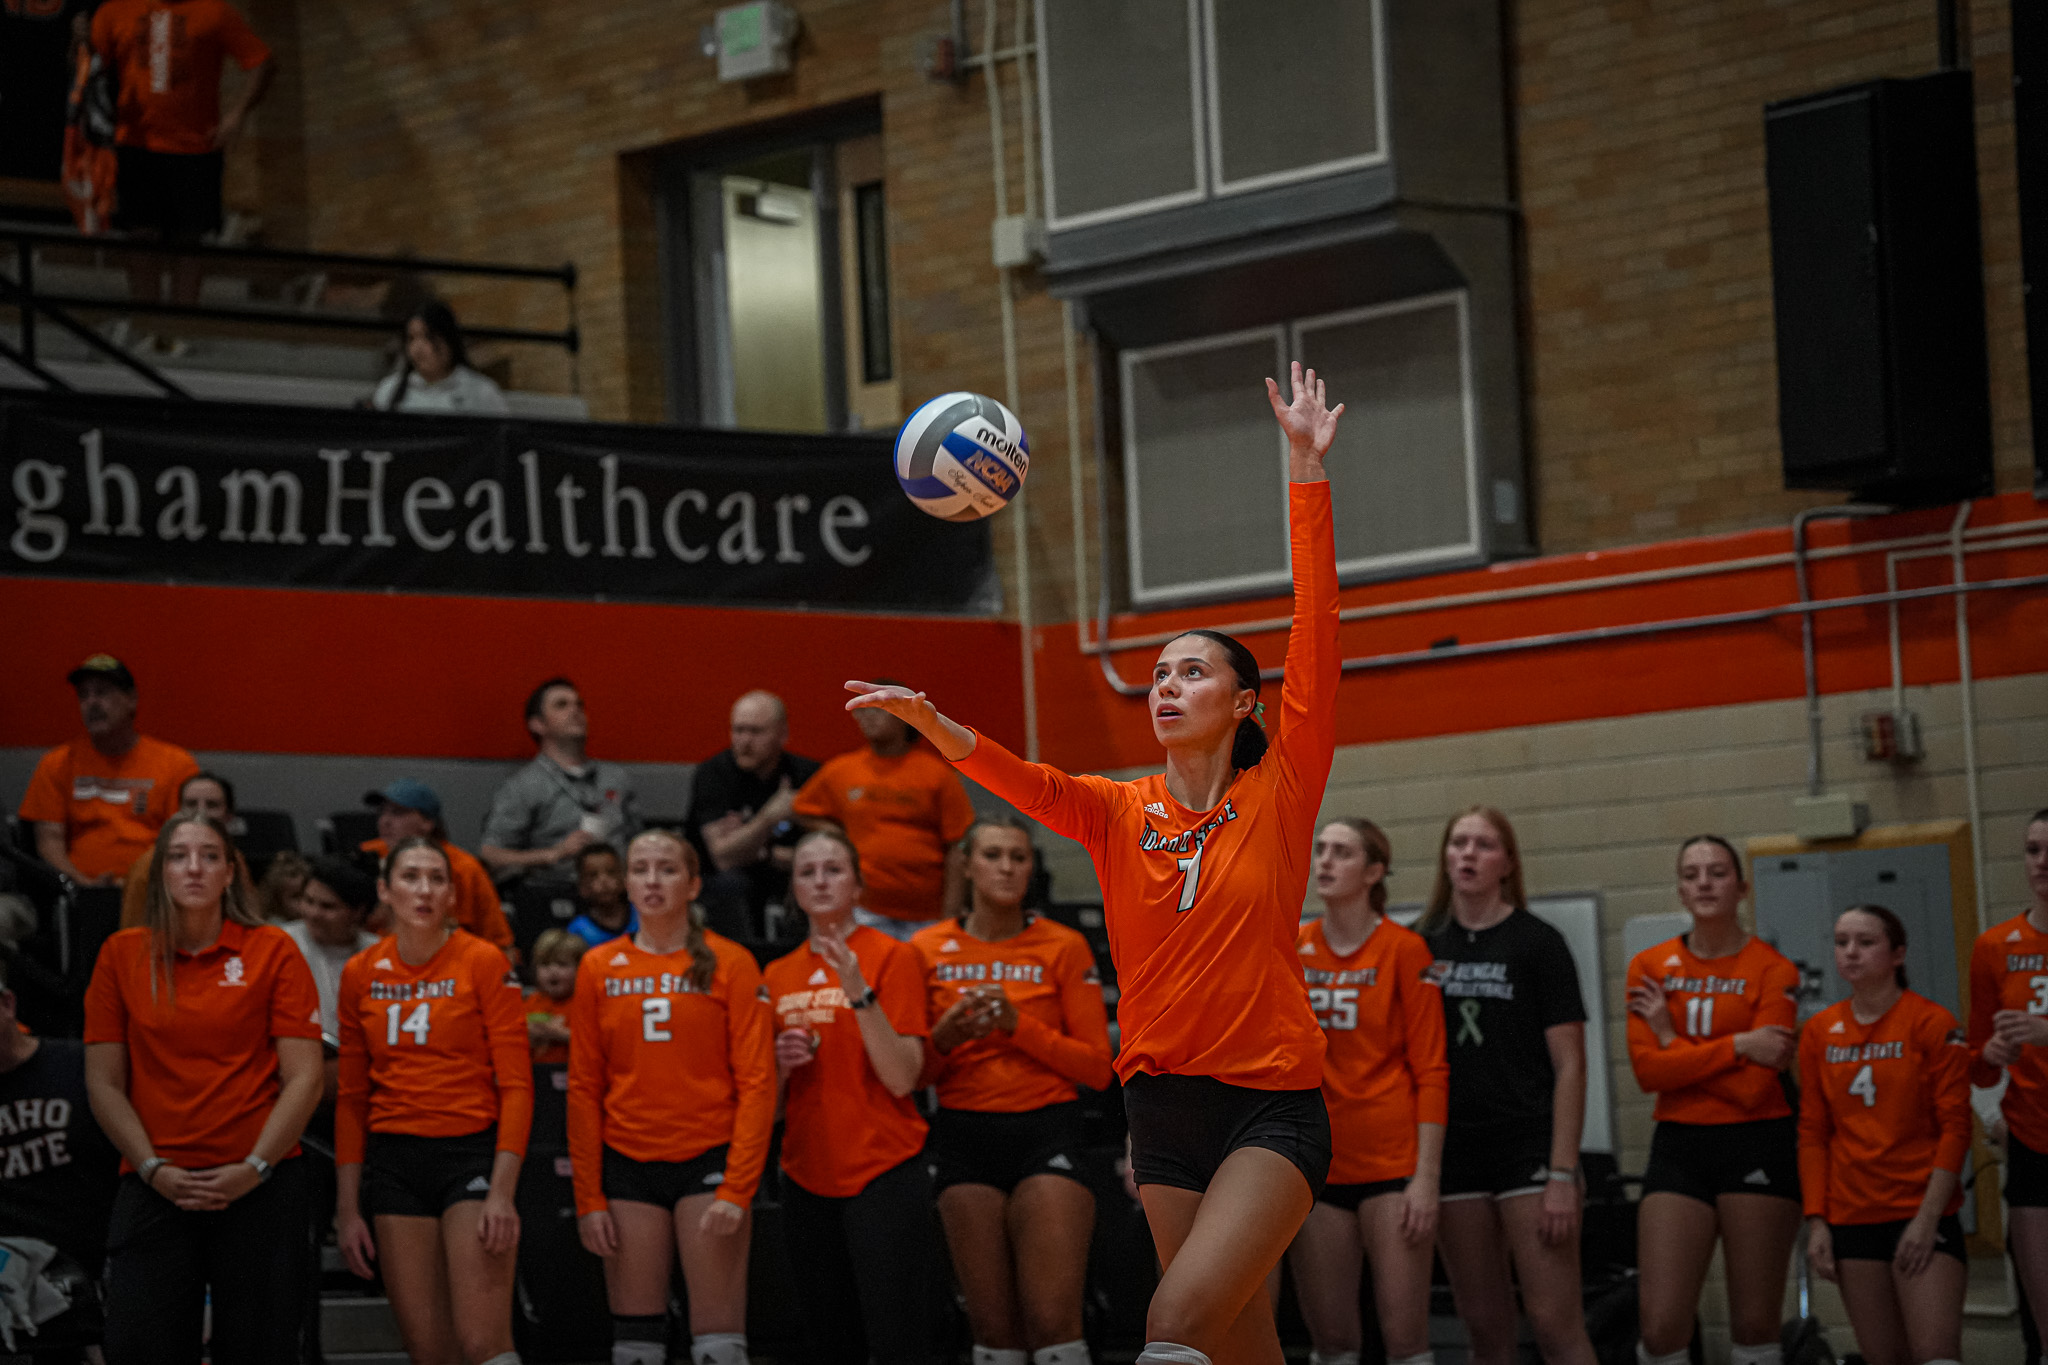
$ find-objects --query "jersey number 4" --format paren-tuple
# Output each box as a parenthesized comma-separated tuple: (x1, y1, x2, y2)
(1847, 1063, 1878, 1108)
(385, 1002, 430, 1046)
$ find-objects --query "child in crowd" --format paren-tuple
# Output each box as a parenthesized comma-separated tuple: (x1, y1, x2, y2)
(259, 850, 312, 923)
(567, 843, 637, 946)
(527, 929, 586, 1065)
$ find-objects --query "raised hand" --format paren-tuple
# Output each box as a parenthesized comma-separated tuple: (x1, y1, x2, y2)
(844, 680, 977, 761)
(1265, 361, 1345, 470)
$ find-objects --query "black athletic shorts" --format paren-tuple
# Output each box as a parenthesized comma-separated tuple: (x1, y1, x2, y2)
(602, 1144, 731, 1208)
(1642, 1116, 1800, 1205)
(1123, 1072, 1330, 1199)
(1318, 1178, 1408, 1212)
(114, 146, 224, 241)
(2008, 1132, 2048, 1208)
(363, 1127, 498, 1218)
(929, 1102, 1089, 1193)
(1440, 1122, 1553, 1201)
(1830, 1213, 1966, 1264)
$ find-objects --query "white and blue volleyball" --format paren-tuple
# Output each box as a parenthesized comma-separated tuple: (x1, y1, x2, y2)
(893, 392, 1030, 521)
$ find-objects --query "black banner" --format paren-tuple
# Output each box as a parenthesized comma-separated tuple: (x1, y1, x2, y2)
(0, 394, 995, 611)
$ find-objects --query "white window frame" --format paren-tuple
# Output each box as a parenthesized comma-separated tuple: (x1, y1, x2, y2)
(1290, 289, 1483, 578)
(1037, 0, 1210, 232)
(1121, 324, 1290, 606)
(1123, 290, 1482, 607)
(1202, 0, 1390, 198)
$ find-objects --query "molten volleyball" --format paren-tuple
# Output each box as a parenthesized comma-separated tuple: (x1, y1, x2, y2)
(893, 392, 1030, 521)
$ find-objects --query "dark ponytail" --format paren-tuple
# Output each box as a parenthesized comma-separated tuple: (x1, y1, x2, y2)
(1177, 628, 1267, 770)
(1843, 903, 1910, 989)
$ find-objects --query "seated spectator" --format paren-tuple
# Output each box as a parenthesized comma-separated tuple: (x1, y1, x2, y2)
(118, 770, 253, 928)
(481, 678, 641, 897)
(0, 0, 92, 182)
(0, 950, 122, 1283)
(91, 0, 274, 304)
(687, 689, 820, 942)
(359, 780, 513, 955)
(256, 849, 311, 923)
(282, 857, 377, 1045)
(18, 654, 198, 887)
(525, 929, 585, 1066)
(565, 843, 636, 947)
(792, 691, 975, 941)
(370, 302, 511, 414)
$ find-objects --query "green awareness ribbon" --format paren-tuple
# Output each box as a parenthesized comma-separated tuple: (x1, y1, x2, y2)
(1456, 998, 1483, 1046)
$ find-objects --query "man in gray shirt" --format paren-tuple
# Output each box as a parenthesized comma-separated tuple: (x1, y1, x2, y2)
(480, 677, 641, 895)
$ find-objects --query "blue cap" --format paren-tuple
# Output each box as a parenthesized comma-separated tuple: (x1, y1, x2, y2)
(364, 779, 442, 821)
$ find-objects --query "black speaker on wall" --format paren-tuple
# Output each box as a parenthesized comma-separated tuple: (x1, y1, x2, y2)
(1764, 70, 1993, 504)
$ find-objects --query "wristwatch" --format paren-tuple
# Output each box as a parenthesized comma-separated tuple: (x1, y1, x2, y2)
(244, 1154, 274, 1183)
(848, 986, 879, 1011)
(138, 1156, 167, 1187)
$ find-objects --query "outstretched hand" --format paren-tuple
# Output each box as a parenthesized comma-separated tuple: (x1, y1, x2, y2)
(844, 681, 977, 761)
(1265, 361, 1345, 476)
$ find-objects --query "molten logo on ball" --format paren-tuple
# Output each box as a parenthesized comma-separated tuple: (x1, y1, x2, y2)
(894, 392, 1030, 521)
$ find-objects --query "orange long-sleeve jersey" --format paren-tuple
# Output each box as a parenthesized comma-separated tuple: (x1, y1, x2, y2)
(1968, 913, 2048, 1151)
(1625, 935, 1798, 1125)
(335, 930, 533, 1166)
(766, 927, 930, 1198)
(912, 915, 1114, 1112)
(1297, 916, 1447, 1184)
(1797, 991, 1970, 1224)
(953, 482, 1337, 1092)
(565, 931, 776, 1216)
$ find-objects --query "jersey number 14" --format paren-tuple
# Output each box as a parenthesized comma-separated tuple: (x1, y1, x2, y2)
(386, 1002, 431, 1046)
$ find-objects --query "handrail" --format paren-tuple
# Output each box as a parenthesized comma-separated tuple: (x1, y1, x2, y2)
(0, 221, 573, 284)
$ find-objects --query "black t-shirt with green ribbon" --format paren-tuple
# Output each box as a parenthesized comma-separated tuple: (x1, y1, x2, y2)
(1424, 907, 1587, 1131)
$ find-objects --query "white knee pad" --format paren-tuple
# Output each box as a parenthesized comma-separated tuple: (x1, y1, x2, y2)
(691, 1333, 749, 1365)
(973, 1350, 1027, 1365)
(1309, 1352, 1362, 1365)
(1136, 1345, 1212, 1365)
(612, 1345, 663, 1365)
(1387, 1353, 1434, 1365)
(1636, 1345, 1688, 1365)
(1729, 1344, 1782, 1365)
(1032, 1342, 1091, 1365)
(478, 1355, 521, 1365)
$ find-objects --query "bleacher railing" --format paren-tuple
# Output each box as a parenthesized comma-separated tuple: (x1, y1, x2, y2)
(0, 222, 578, 401)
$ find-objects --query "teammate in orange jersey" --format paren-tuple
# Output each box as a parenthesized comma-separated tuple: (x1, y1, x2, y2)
(334, 837, 532, 1365)
(913, 816, 1113, 1365)
(1968, 809, 2048, 1336)
(1421, 808, 1593, 1365)
(766, 828, 935, 1365)
(570, 829, 775, 1365)
(1799, 905, 1970, 1365)
(1625, 836, 1802, 1365)
(844, 364, 1344, 1365)
(1286, 819, 1446, 1365)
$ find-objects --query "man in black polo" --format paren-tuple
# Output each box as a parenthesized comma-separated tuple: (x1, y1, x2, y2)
(686, 691, 819, 943)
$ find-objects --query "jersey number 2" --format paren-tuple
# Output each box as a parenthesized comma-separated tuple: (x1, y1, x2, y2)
(642, 998, 672, 1042)
(1847, 1063, 1878, 1108)
(385, 1002, 430, 1046)
(1175, 847, 1204, 914)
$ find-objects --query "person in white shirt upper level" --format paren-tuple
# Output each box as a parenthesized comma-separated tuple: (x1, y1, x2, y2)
(370, 300, 511, 414)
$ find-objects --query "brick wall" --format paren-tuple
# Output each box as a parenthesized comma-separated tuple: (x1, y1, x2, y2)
(268, 0, 2029, 623)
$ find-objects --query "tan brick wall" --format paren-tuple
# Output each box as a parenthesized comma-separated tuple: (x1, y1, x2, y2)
(270, 0, 2028, 616)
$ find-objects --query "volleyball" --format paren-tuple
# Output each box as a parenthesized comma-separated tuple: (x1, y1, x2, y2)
(893, 391, 1030, 521)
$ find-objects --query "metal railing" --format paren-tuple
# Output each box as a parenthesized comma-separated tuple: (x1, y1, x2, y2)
(0, 222, 578, 401)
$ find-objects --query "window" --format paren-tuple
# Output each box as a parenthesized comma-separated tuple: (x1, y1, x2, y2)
(1120, 292, 1479, 605)
(1039, 0, 1386, 229)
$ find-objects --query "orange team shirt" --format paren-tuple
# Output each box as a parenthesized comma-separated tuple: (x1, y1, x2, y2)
(791, 748, 976, 922)
(361, 838, 512, 951)
(1797, 991, 1971, 1224)
(525, 989, 571, 1067)
(83, 919, 321, 1170)
(18, 734, 200, 881)
(911, 915, 1114, 1112)
(1968, 913, 2048, 1152)
(766, 927, 930, 1197)
(954, 481, 1338, 1091)
(91, 0, 272, 155)
(1625, 935, 1799, 1125)
(1298, 916, 1448, 1184)
(566, 932, 776, 1215)
(334, 930, 532, 1166)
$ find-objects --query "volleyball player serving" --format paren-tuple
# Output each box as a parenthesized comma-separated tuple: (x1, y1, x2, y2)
(846, 362, 1342, 1365)
(1625, 836, 1802, 1365)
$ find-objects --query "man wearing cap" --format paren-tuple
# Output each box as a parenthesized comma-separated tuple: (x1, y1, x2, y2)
(359, 779, 514, 956)
(17, 656, 200, 886)
(479, 677, 641, 896)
